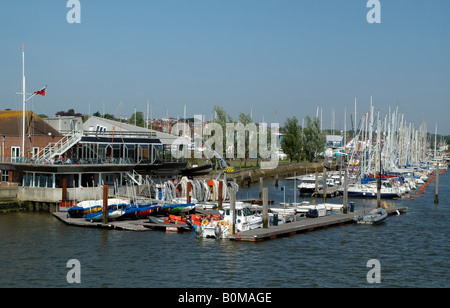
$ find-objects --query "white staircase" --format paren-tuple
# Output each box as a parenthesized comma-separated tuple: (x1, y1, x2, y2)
(35, 130, 83, 160)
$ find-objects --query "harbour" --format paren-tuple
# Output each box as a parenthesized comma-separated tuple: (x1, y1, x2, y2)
(1, 1, 449, 289)
(0, 172, 448, 288)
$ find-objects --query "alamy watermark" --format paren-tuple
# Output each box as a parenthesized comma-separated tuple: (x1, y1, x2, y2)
(367, 0, 381, 24)
(171, 115, 280, 170)
(66, 259, 81, 284)
(67, 0, 81, 24)
(366, 259, 381, 283)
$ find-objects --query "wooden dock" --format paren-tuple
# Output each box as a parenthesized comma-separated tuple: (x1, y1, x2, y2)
(229, 206, 407, 242)
(52, 212, 190, 232)
(53, 206, 407, 240)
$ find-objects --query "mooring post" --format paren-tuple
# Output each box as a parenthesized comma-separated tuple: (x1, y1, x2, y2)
(102, 185, 109, 224)
(343, 168, 348, 214)
(218, 180, 223, 210)
(323, 167, 327, 203)
(230, 188, 236, 235)
(262, 187, 269, 228)
(62, 177, 68, 210)
(434, 164, 439, 204)
(187, 181, 191, 204)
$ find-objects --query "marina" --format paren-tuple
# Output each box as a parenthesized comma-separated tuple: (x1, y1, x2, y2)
(1, 1, 449, 289)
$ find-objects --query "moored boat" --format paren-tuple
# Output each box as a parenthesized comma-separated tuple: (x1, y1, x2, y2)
(353, 208, 387, 224)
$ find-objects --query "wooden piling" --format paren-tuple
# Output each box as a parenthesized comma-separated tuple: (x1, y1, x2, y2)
(62, 178, 67, 201)
(102, 185, 109, 224)
(187, 181, 191, 204)
(218, 180, 223, 210)
(230, 188, 236, 235)
(322, 168, 327, 203)
(343, 168, 348, 214)
(434, 164, 439, 204)
(262, 187, 269, 228)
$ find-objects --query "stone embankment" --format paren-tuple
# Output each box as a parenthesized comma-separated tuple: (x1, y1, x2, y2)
(197, 161, 324, 187)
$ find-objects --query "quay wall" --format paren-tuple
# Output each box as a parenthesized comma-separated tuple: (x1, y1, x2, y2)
(196, 161, 324, 186)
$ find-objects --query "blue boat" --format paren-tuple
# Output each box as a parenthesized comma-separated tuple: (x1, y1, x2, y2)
(67, 206, 85, 218)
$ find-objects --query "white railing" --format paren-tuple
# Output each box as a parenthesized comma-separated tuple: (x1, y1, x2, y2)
(34, 130, 83, 160)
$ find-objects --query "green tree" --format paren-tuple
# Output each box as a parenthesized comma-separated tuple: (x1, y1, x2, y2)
(130, 111, 145, 128)
(281, 116, 302, 162)
(303, 115, 325, 162)
(237, 112, 253, 167)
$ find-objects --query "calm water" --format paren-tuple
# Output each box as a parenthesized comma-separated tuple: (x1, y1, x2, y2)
(1, 172, 449, 288)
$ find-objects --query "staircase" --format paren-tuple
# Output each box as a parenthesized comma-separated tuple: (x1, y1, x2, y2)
(35, 130, 83, 160)
(126, 170, 143, 186)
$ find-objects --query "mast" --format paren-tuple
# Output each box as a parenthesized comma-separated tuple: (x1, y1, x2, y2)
(22, 44, 26, 157)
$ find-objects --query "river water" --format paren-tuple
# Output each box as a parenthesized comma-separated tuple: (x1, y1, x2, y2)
(1, 172, 449, 288)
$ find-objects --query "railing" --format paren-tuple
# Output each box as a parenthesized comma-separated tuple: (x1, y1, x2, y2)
(2, 156, 136, 166)
(34, 130, 83, 160)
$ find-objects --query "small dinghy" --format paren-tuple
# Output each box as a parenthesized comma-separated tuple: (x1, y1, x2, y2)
(353, 208, 387, 224)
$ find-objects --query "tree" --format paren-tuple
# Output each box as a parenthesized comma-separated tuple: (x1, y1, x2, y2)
(303, 116, 325, 162)
(130, 111, 145, 128)
(55, 109, 83, 118)
(281, 116, 302, 162)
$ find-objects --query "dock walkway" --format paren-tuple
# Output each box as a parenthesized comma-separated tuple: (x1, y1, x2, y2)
(229, 206, 407, 242)
(53, 206, 407, 239)
(52, 212, 189, 232)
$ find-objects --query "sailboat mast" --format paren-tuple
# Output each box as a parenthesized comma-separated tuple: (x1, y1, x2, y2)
(22, 44, 26, 157)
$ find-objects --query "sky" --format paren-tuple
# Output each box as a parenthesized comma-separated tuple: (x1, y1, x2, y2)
(1, 0, 449, 134)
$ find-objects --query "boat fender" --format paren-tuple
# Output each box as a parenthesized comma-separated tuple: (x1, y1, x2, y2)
(214, 226, 221, 239)
(396, 210, 400, 216)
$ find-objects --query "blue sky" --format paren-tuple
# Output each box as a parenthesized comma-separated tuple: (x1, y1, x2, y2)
(1, 0, 449, 133)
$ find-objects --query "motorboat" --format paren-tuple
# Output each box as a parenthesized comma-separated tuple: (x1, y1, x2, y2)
(297, 175, 321, 194)
(353, 208, 388, 224)
(195, 204, 262, 239)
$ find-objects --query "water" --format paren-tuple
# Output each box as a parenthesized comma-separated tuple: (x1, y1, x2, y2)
(1, 172, 449, 288)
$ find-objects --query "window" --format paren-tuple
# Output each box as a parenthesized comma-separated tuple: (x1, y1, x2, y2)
(1, 170, 9, 182)
(95, 125, 107, 133)
(11, 146, 20, 162)
(32, 147, 39, 158)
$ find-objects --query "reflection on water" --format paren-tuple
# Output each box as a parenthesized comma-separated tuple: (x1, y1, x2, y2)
(1, 173, 449, 287)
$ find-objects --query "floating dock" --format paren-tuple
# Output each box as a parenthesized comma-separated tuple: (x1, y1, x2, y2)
(52, 212, 190, 232)
(228, 206, 407, 242)
(53, 206, 407, 240)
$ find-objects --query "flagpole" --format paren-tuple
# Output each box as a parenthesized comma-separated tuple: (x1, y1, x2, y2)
(22, 44, 26, 158)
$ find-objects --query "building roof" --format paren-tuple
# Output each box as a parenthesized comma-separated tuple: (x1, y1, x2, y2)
(83, 116, 179, 145)
(0, 110, 62, 137)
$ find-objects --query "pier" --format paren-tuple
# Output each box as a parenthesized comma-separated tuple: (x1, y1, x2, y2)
(229, 206, 407, 242)
(52, 205, 407, 239)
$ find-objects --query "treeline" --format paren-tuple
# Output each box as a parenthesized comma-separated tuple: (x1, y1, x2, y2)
(281, 116, 326, 162)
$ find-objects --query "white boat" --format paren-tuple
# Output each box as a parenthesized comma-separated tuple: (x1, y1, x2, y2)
(296, 204, 327, 217)
(269, 207, 297, 215)
(321, 203, 344, 211)
(195, 204, 262, 239)
(297, 175, 322, 194)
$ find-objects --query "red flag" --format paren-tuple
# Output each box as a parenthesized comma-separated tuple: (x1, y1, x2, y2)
(34, 87, 46, 96)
